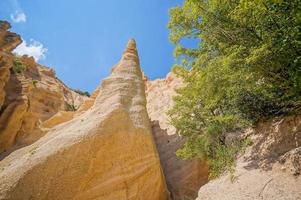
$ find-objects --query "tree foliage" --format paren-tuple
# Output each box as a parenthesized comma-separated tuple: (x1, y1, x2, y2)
(168, 0, 301, 178)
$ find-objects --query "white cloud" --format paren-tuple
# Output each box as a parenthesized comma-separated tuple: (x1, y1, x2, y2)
(13, 39, 48, 62)
(10, 11, 26, 23)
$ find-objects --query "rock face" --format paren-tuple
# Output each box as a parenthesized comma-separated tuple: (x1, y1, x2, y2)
(0, 22, 87, 156)
(0, 20, 21, 110)
(0, 54, 87, 156)
(0, 39, 168, 200)
(146, 73, 208, 200)
(196, 115, 301, 200)
(41, 86, 101, 130)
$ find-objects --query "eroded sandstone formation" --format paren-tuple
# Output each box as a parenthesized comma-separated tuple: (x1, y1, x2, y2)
(197, 115, 301, 200)
(0, 21, 21, 157)
(0, 39, 168, 200)
(0, 21, 87, 156)
(41, 86, 101, 129)
(0, 54, 87, 156)
(146, 73, 208, 200)
(0, 20, 21, 109)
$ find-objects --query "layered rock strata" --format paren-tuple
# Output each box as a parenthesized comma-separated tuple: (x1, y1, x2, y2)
(0, 39, 168, 200)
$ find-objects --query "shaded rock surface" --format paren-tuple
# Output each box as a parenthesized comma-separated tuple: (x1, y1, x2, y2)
(197, 115, 301, 200)
(145, 73, 208, 200)
(0, 39, 168, 200)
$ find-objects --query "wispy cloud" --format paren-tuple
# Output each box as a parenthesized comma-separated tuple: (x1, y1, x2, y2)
(10, 11, 26, 23)
(9, 0, 26, 23)
(13, 39, 48, 62)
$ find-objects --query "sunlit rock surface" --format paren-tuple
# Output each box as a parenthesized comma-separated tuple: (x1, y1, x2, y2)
(0, 39, 168, 200)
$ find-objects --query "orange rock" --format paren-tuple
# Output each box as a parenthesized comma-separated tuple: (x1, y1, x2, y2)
(0, 22, 87, 156)
(0, 20, 21, 110)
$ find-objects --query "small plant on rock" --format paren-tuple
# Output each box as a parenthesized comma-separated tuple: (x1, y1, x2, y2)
(32, 80, 38, 87)
(66, 103, 77, 111)
(74, 89, 90, 97)
(12, 57, 26, 74)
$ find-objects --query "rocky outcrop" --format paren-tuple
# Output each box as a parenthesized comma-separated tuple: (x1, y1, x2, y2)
(41, 87, 101, 129)
(0, 21, 21, 109)
(0, 55, 87, 156)
(0, 39, 168, 200)
(196, 115, 301, 200)
(0, 21, 87, 156)
(146, 73, 208, 200)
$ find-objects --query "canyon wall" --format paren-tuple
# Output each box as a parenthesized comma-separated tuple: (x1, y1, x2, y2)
(0, 21, 87, 157)
(146, 73, 208, 200)
(0, 39, 168, 200)
(0, 20, 22, 156)
(0, 21, 21, 109)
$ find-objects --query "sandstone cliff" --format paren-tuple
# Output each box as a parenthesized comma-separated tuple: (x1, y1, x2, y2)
(0, 21, 87, 157)
(197, 115, 301, 200)
(0, 39, 168, 200)
(146, 73, 208, 200)
(0, 21, 22, 110)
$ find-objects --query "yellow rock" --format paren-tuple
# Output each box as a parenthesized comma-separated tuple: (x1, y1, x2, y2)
(41, 111, 75, 129)
(41, 87, 102, 129)
(0, 39, 168, 200)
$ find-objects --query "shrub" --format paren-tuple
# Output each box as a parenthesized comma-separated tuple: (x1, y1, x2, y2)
(32, 80, 38, 87)
(12, 57, 26, 74)
(208, 144, 238, 179)
(66, 103, 77, 111)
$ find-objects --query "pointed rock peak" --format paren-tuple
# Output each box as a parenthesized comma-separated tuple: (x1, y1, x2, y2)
(121, 38, 139, 64)
(123, 38, 137, 55)
(126, 38, 136, 49)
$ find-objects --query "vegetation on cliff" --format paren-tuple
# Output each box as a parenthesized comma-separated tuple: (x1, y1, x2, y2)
(168, 0, 301, 178)
(12, 57, 26, 74)
(73, 89, 90, 97)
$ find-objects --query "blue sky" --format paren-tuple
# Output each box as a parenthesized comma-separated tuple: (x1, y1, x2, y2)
(0, 0, 183, 92)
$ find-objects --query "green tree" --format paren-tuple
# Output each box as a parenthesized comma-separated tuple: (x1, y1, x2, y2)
(168, 0, 301, 178)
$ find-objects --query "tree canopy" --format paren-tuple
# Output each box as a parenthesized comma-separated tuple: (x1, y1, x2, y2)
(168, 0, 301, 178)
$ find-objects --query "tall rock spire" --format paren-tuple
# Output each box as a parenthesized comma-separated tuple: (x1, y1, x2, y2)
(122, 39, 139, 63)
(125, 38, 137, 52)
(0, 39, 168, 200)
